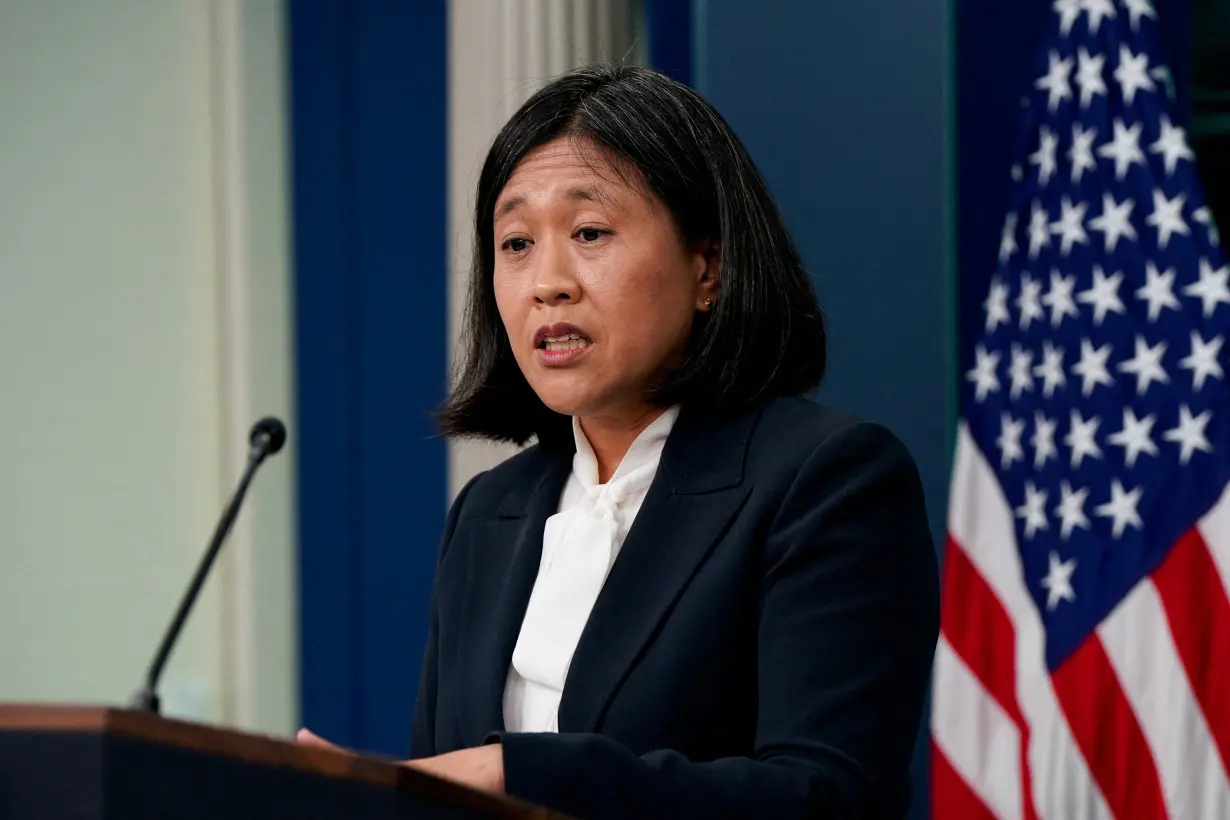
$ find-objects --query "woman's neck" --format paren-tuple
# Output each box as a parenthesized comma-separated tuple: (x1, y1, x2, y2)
(577, 405, 668, 484)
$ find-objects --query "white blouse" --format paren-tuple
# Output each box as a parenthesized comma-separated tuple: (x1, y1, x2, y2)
(502, 405, 681, 733)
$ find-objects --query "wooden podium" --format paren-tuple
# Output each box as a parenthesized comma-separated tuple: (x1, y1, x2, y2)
(0, 705, 566, 819)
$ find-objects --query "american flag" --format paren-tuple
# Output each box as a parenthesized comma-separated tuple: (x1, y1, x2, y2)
(931, 1, 1230, 818)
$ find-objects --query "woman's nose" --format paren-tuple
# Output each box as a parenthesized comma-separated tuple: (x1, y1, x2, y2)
(533, 245, 581, 305)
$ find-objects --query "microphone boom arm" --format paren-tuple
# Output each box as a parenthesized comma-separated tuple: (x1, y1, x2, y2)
(131, 420, 284, 713)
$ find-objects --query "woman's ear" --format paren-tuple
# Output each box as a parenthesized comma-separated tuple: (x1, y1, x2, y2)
(695, 240, 721, 312)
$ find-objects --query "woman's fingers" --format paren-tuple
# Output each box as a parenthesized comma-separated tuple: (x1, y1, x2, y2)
(296, 728, 346, 752)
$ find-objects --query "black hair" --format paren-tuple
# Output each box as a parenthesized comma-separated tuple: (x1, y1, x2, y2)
(437, 64, 825, 445)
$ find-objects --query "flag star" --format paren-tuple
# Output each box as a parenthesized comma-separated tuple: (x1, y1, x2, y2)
(1074, 48, 1107, 109)
(1087, 193, 1137, 253)
(1095, 480, 1144, 539)
(1051, 196, 1090, 256)
(997, 412, 1027, 468)
(1042, 270, 1080, 327)
(1098, 119, 1145, 181)
(1054, 482, 1092, 541)
(1113, 44, 1156, 105)
(1028, 201, 1052, 259)
(984, 276, 1011, 332)
(1078, 266, 1127, 326)
(1072, 338, 1115, 396)
(1008, 344, 1036, 399)
(1069, 123, 1098, 181)
(1011, 164, 1024, 182)
(1017, 273, 1046, 329)
(967, 344, 1002, 402)
(999, 214, 1019, 263)
(1146, 188, 1189, 249)
(1117, 334, 1169, 395)
(1193, 206, 1220, 246)
(1054, 0, 1082, 36)
(1016, 482, 1050, 539)
(1065, 409, 1103, 468)
(1042, 550, 1078, 610)
(1081, 0, 1117, 33)
(1035, 51, 1073, 112)
(1136, 262, 1180, 322)
(1123, 0, 1157, 30)
(1030, 127, 1060, 187)
(1149, 115, 1194, 177)
(1107, 407, 1158, 467)
(1179, 331, 1224, 391)
(1182, 258, 1230, 318)
(1032, 410, 1059, 469)
(1034, 341, 1067, 398)
(1164, 404, 1214, 464)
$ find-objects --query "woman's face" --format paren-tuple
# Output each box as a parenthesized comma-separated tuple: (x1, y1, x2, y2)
(492, 137, 715, 421)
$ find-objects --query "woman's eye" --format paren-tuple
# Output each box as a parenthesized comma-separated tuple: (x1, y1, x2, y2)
(576, 228, 606, 243)
(502, 237, 531, 253)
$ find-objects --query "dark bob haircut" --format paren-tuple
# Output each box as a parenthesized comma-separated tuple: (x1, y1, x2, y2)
(437, 64, 826, 446)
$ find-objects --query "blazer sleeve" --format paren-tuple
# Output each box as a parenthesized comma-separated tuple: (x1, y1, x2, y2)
(490, 421, 940, 819)
(410, 470, 484, 759)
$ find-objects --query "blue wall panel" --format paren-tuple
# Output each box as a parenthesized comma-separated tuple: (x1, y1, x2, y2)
(290, 0, 448, 757)
(644, 0, 693, 86)
(692, 2, 952, 816)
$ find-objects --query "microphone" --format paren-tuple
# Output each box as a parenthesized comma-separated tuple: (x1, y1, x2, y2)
(130, 417, 288, 714)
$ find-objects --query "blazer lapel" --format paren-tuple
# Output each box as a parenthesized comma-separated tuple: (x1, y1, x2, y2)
(556, 404, 762, 733)
(457, 447, 571, 744)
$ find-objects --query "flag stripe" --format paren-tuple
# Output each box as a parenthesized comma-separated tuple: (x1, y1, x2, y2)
(940, 538, 1023, 723)
(932, 740, 1000, 820)
(1153, 529, 1230, 779)
(1050, 634, 1168, 820)
(1098, 576, 1230, 818)
(933, 636, 1023, 820)
(1198, 481, 1230, 610)
(947, 427, 1112, 819)
(1190, 494, 1230, 776)
(940, 536, 1040, 820)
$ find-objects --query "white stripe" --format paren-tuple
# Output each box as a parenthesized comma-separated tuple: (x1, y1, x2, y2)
(932, 638, 1023, 820)
(948, 425, 1113, 820)
(1098, 580, 1230, 818)
(1197, 480, 1230, 601)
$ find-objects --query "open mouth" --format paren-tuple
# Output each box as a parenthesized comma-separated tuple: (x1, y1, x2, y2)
(538, 332, 593, 352)
(533, 322, 593, 355)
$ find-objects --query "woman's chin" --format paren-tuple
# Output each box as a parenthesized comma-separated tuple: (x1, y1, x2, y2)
(534, 392, 592, 419)
(528, 379, 607, 420)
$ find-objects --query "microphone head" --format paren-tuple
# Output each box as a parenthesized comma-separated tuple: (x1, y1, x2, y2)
(249, 417, 287, 455)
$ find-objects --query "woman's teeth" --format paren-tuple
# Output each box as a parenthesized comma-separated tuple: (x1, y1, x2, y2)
(543, 334, 591, 351)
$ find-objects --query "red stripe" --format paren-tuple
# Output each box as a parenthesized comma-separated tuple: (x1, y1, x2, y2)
(1152, 528, 1230, 775)
(942, 537, 1023, 721)
(941, 537, 1039, 820)
(932, 740, 998, 820)
(1051, 634, 1168, 819)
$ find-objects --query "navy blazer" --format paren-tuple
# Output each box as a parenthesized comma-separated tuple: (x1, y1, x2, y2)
(411, 396, 940, 819)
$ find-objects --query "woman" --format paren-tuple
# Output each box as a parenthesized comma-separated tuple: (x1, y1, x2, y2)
(301, 64, 939, 819)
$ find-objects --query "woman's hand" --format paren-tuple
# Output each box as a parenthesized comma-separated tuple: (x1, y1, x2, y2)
(296, 729, 505, 795)
(405, 744, 505, 794)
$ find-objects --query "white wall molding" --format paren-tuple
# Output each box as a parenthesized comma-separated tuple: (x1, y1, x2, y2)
(207, 0, 258, 729)
(206, 0, 296, 735)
